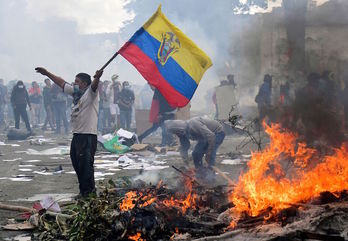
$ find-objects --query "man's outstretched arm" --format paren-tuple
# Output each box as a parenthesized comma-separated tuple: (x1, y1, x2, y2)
(91, 70, 103, 92)
(35, 67, 66, 89)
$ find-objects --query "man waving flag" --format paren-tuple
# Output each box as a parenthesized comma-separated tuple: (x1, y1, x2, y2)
(119, 5, 212, 108)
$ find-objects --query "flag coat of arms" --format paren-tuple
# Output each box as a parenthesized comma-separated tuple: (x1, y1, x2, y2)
(119, 5, 212, 107)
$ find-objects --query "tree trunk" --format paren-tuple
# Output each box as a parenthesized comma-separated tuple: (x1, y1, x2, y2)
(283, 0, 308, 72)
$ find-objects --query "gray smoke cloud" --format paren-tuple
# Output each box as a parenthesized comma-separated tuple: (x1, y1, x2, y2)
(0, 0, 333, 113)
(0, 0, 240, 112)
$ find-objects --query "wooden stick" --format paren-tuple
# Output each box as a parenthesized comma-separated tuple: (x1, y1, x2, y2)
(99, 52, 119, 71)
(0, 202, 72, 219)
(211, 166, 235, 186)
(172, 165, 201, 186)
(0, 202, 35, 213)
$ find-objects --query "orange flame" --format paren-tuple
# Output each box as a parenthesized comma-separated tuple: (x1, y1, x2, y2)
(128, 232, 144, 241)
(120, 191, 137, 211)
(120, 179, 198, 213)
(119, 191, 157, 212)
(162, 178, 198, 213)
(229, 123, 348, 221)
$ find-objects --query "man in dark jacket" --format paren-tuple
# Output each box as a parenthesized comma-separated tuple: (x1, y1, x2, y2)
(255, 74, 272, 122)
(165, 117, 225, 168)
(10, 81, 32, 132)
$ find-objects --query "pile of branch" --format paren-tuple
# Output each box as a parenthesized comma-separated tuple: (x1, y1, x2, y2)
(25, 177, 231, 241)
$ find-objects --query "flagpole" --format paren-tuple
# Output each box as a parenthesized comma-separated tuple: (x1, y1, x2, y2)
(99, 52, 119, 71)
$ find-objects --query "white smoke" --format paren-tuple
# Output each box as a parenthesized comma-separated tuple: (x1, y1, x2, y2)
(25, 0, 135, 34)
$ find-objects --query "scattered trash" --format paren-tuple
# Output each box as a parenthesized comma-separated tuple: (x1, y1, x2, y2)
(23, 160, 41, 163)
(40, 196, 61, 212)
(0, 177, 33, 182)
(2, 222, 35, 230)
(116, 128, 134, 139)
(103, 136, 130, 154)
(117, 128, 138, 147)
(33, 170, 53, 176)
(4, 233, 32, 241)
(25, 147, 70, 155)
(29, 138, 47, 145)
(131, 143, 149, 151)
(3, 158, 22, 162)
(54, 165, 63, 173)
(14, 193, 75, 202)
(118, 155, 134, 164)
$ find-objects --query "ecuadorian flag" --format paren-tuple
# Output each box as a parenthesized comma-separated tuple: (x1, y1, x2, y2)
(119, 5, 212, 107)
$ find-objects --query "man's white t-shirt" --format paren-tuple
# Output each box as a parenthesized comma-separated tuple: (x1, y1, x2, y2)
(63, 83, 99, 135)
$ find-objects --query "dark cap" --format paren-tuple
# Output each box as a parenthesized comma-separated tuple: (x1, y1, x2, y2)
(76, 73, 91, 85)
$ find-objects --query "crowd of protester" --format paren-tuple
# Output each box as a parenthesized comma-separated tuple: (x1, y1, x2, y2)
(0, 75, 145, 134)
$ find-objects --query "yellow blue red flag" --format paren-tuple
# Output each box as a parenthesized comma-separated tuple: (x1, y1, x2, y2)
(119, 5, 212, 107)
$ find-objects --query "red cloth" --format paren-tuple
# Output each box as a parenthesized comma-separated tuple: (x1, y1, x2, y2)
(29, 86, 41, 95)
(149, 98, 159, 123)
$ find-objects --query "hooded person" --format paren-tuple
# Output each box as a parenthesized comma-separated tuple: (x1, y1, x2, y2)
(35, 67, 103, 198)
(165, 117, 225, 170)
(10, 80, 32, 132)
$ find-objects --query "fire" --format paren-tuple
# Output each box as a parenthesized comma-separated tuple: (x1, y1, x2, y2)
(119, 177, 199, 214)
(120, 191, 137, 211)
(128, 232, 144, 241)
(162, 178, 198, 213)
(230, 123, 348, 221)
(119, 191, 157, 211)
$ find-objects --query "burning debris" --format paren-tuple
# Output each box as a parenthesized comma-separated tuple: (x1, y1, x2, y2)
(1, 120, 347, 240)
(32, 174, 230, 240)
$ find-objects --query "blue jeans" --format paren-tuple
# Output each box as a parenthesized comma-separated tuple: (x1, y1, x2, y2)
(192, 131, 225, 167)
(53, 102, 68, 133)
(138, 113, 174, 145)
(120, 109, 132, 130)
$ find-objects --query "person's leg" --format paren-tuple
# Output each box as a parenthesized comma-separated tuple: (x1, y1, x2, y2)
(160, 114, 175, 146)
(60, 103, 69, 133)
(208, 131, 225, 166)
(19, 105, 31, 132)
(138, 122, 160, 143)
(106, 108, 111, 127)
(70, 135, 81, 192)
(42, 105, 49, 130)
(126, 109, 132, 130)
(192, 140, 208, 168)
(48, 105, 55, 130)
(36, 104, 42, 124)
(14, 106, 20, 129)
(119, 110, 126, 129)
(72, 134, 97, 197)
(102, 107, 107, 130)
(54, 104, 61, 133)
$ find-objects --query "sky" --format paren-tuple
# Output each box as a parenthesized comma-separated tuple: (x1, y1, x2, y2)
(0, 0, 331, 110)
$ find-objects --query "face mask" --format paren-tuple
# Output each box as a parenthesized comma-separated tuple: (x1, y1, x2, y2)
(18, 85, 24, 88)
(72, 84, 86, 105)
(73, 84, 80, 93)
